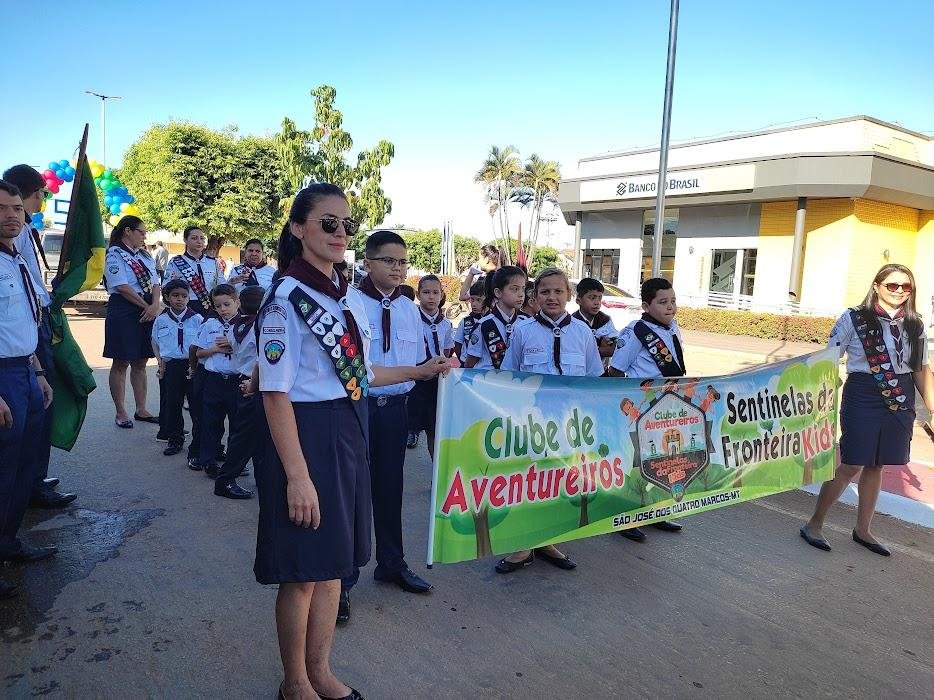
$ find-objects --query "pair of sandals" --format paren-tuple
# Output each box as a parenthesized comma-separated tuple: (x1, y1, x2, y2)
(115, 412, 160, 429)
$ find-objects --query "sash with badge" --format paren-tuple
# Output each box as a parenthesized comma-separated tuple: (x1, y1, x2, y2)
(172, 255, 213, 311)
(480, 308, 518, 370)
(633, 319, 685, 378)
(114, 246, 154, 297)
(232, 264, 259, 287)
(848, 307, 912, 412)
(462, 313, 481, 348)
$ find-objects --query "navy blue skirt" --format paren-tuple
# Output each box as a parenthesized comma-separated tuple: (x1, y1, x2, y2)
(407, 377, 439, 433)
(840, 372, 915, 467)
(254, 398, 371, 584)
(103, 293, 155, 361)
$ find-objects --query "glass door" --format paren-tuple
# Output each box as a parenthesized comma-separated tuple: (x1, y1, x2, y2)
(709, 250, 738, 293)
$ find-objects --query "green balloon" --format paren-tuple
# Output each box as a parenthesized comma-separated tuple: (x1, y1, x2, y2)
(103, 169, 113, 179)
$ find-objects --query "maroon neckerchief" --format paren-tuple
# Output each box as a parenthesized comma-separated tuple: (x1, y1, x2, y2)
(874, 304, 905, 366)
(533, 312, 573, 375)
(162, 307, 198, 351)
(0, 243, 40, 325)
(284, 257, 365, 359)
(641, 312, 685, 371)
(359, 275, 401, 353)
(491, 303, 520, 342)
(232, 313, 257, 344)
(420, 308, 445, 359)
(572, 309, 612, 333)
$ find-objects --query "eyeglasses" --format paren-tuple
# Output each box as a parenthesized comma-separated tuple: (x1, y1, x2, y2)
(367, 256, 409, 269)
(881, 282, 912, 293)
(315, 216, 360, 235)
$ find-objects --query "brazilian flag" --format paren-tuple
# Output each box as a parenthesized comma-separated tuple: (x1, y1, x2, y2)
(48, 156, 106, 450)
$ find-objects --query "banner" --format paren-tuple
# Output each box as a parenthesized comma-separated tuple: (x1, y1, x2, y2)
(428, 347, 840, 565)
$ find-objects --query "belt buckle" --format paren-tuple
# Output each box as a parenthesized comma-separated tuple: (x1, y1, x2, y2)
(376, 395, 388, 407)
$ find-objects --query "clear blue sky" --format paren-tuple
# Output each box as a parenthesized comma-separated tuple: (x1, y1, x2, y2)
(2, 0, 932, 246)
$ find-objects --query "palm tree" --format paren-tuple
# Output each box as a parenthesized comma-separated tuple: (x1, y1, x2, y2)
(475, 145, 521, 264)
(520, 154, 561, 271)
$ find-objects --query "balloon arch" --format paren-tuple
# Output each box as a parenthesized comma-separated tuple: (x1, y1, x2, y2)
(33, 158, 140, 229)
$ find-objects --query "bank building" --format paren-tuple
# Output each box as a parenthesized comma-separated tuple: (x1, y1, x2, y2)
(559, 116, 934, 317)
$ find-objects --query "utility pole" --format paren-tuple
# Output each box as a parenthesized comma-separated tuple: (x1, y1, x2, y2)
(85, 91, 121, 164)
(651, 0, 680, 277)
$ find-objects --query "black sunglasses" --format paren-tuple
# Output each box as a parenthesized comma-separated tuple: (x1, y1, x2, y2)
(881, 282, 912, 293)
(315, 216, 360, 235)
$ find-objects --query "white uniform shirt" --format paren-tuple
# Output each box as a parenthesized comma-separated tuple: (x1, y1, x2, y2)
(610, 317, 685, 378)
(233, 317, 259, 377)
(0, 245, 40, 357)
(104, 245, 158, 295)
(258, 276, 374, 402)
(197, 316, 240, 375)
(360, 293, 420, 396)
(465, 306, 523, 369)
(151, 309, 203, 361)
(164, 253, 222, 302)
(828, 309, 928, 375)
(418, 311, 454, 362)
(227, 262, 276, 292)
(453, 314, 483, 362)
(13, 225, 50, 307)
(502, 315, 603, 377)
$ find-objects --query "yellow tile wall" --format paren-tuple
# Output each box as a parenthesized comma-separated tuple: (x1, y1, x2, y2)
(914, 211, 934, 323)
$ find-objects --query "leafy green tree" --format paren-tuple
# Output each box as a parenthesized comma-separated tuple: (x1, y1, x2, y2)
(519, 154, 561, 271)
(119, 122, 287, 244)
(276, 85, 395, 251)
(505, 239, 562, 275)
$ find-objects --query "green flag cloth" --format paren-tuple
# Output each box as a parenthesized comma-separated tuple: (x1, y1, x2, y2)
(48, 156, 106, 450)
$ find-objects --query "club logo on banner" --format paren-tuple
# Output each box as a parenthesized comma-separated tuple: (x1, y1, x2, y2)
(633, 391, 712, 501)
(427, 347, 841, 566)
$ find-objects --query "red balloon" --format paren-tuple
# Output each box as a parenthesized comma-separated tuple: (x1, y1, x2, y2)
(48, 183, 60, 194)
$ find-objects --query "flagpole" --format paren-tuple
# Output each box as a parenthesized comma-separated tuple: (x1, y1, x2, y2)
(651, 0, 680, 278)
(55, 124, 90, 287)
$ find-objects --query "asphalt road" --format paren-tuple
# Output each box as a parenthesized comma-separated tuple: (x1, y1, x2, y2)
(1, 367, 933, 699)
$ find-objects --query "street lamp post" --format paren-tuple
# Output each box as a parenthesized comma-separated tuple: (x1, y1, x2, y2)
(85, 91, 121, 164)
(650, 0, 680, 278)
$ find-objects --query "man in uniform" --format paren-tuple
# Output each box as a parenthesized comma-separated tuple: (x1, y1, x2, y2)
(0, 180, 57, 600)
(2, 165, 77, 509)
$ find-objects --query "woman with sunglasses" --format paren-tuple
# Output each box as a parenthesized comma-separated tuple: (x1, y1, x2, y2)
(103, 216, 161, 429)
(801, 264, 934, 556)
(255, 184, 447, 699)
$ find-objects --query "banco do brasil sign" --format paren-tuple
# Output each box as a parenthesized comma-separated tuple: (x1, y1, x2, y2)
(579, 164, 755, 203)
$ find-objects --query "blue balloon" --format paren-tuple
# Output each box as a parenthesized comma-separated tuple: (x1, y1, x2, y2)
(110, 203, 122, 215)
(64, 166, 76, 179)
(103, 195, 112, 206)
(58, 159, 69, 169)
(54, 170, 65, 181)
(31, 213, 43, 227)
(48, 161, 58, 171)
(127, 195, 135, 204)
(117, 187, 128, 197)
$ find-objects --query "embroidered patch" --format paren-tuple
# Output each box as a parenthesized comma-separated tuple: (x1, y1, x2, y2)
(616, 336, 626, 348)
(108, 265, 119, 275)
(264, 339, 285, 364)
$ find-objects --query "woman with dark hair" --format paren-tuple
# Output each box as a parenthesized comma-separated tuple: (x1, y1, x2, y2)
(801, 264, 934, 556)
(164, 225, 222, 315)
(103, 215, 161, 428)
(254, 184, 447, 699)
(458, 242, 504, 301)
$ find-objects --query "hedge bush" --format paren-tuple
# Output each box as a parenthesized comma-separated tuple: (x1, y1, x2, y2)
(405, 274, 462, 307)
(676, 307, 835, 344)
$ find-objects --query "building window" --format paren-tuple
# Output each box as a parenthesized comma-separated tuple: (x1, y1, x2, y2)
(583, 248, 620, 283)
(708, 248, 757, 296)
(641, 208, 678, 283)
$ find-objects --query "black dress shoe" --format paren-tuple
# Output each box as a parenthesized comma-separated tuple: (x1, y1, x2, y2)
(163, 442, 183, 456)
(495, 551, 534, 574)
(374, 566, 433, 593)
(156, 432, 169, 442)
(619, 527, 647, 542)
(214, 481, 253, 499)
(0, 579, 17, 600)
(534, 548, 577, 570)
(800, 525, 831, 551)
(187, 458, 203, 471)
(406, 431, 418, 449)
(852, 529, 891, 556)
(336, 589, 350, 625)
(43, 477, 60, 489)
(650, 520, 683, 532)
(317, 688, 363, 700)
(133, 412, 160, 424)
(204, 463, 219, 479)
(29, 490, 77, 508)
(1, 543, 57, 563)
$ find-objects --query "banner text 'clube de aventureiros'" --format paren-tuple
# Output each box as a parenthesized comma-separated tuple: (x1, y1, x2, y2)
(427, 347, 840, 565)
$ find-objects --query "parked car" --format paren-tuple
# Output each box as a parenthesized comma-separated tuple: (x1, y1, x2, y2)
(40, 231, 64, 279)
(567, 278, 642, 333)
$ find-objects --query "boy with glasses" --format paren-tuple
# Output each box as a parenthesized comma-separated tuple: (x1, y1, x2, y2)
(339, 230, 434, 624)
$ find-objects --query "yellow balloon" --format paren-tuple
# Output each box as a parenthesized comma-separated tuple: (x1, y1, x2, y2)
(126, 205, 141, 216)
(119, 203, 130, 213)
(40, 199, 47, 213)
